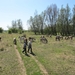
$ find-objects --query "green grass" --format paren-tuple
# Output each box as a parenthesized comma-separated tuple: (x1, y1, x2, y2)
(0, 32, 75, 75)
(17, 41, 42, 75)
(0, 33, 23, 75)
(32, 35, 75, 75)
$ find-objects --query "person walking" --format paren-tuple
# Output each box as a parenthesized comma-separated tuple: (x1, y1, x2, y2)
(22, 38, 27, 54)
(28, 37, 33, 54)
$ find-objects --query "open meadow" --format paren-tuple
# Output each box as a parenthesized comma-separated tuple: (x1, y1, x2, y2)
(0, 32, 75, 75)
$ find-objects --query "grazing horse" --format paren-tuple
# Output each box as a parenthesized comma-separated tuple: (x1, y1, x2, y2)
(69, 36, 73, 40)
(19, 34, 26, 43)
(29, 37, 36, 42)
(40, 35, 48, 43)
(55, 35, 60, 41)
(19, 36, 25, 43)
(65, 36, 73, 40)
(60, 36, 63, 40)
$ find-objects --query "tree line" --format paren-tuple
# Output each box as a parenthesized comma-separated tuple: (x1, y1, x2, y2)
(7, 19, 24, 34)
(0, 4, 75, 35)
(0, 19, 24, 34)
(27, 4, 75, 36)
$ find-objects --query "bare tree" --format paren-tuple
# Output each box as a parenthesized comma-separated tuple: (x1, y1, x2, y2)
(27, 16, 37, 34)
(46, 4, 58, 34)
(17, 19, 23, 30)
(65, 4, 71, 35)
(56, 5, 66, 35)
(72, 5, 75, 35)
(38, 11, 46, 34)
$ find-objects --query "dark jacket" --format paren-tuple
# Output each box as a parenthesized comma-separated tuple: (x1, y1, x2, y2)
(23, 42, 26, 49)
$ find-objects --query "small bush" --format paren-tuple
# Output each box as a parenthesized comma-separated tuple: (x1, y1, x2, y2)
(18, 29, 24, 34)
(8, 30, 12, 34)
(0, 27, 3, 33)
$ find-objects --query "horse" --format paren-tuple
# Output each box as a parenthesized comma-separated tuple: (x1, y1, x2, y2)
(19, 36, 25, 43)
(65, 36, 73, 40)
(55, 35, 60, 41)
(40, 35, 48, 44)
(29, 37, 36, 42)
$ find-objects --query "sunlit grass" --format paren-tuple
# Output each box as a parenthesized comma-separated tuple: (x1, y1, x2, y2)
(0, 33, 23, 75)
(0, 32, 75, 75)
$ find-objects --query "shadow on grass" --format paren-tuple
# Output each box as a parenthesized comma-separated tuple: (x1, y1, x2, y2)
(22, 51, 36, 57)
(0, 48, 4, 51)
(22, 52, 30, 57)
(30, 52, 36, 56)
(25, 53, 30, 57)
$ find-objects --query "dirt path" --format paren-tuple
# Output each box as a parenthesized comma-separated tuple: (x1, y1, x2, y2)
(14, 45, 27, 75)
(29, 53, 49, 75)
(20, 41, 49, 75)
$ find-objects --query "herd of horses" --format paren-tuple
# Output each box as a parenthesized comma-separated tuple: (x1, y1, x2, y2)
(19, 34, 74, 44)
(0, 34, 74, 44)
(55, 35, 73, 41)
(40, 35, 73, 44)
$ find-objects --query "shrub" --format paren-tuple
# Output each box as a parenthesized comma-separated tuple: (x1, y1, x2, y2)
(0, 27, 3, 33)
(18, 29, 24, 34)
(8, 29, 12, 34)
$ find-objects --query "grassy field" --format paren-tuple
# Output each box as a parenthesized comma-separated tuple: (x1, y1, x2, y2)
(0, 33, 25, 75)
(0, 32, 75, 75)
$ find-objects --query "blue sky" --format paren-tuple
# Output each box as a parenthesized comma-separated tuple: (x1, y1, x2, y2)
(0, 0, 75, 30)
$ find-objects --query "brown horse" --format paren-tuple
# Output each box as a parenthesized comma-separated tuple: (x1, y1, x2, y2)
(55, 35, 60, 41)
(40, 35, 48, 43)
(65, 36, 73, 40)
